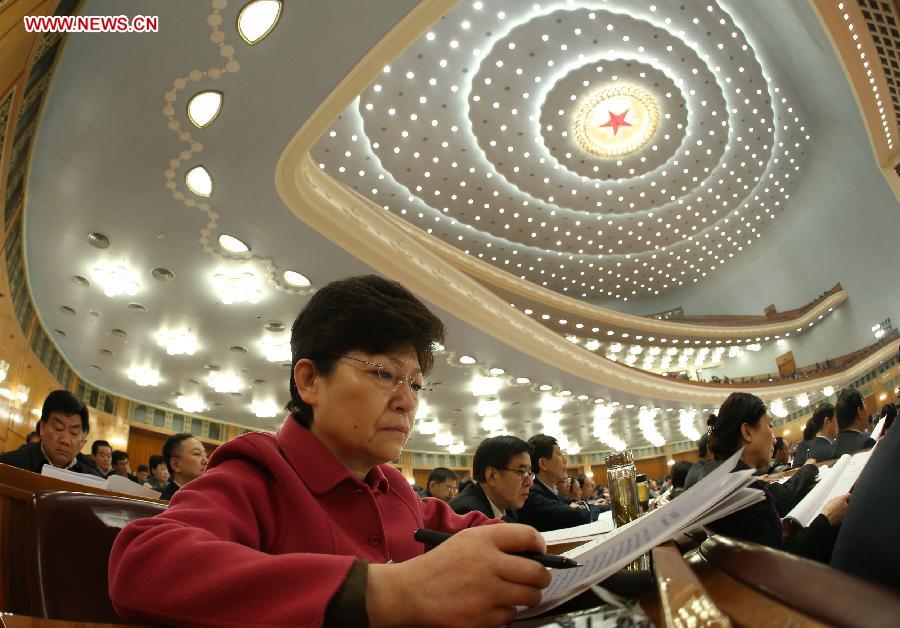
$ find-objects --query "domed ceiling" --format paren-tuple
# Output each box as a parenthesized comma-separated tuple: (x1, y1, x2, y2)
(312, 0, 808, 302)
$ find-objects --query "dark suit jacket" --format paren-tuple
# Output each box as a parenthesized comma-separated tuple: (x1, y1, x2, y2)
(806, 436, 835, 463)
(790, 440, 811, 468)
(832, 430, 875, 458)
(0, 442, 98, 476)
(683, 459, 716, 490)
(449, 482, 518, 522)
(159, 480, 180, 501)
(517, 479, 590, 532)
(699, 459, 837, 563)
(831, 412, 900, 589)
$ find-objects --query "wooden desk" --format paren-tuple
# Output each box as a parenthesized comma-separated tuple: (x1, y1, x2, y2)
(0, 465, 164, 614)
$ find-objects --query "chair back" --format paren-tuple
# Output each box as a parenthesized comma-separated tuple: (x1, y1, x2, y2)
(26, 490, 166, 622)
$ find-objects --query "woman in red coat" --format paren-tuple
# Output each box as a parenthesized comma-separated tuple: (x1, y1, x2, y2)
(108, 275, 549, 627)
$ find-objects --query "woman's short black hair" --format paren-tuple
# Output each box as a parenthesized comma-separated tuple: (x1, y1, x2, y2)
(671, 460, 693, 488)
(707, 392, 767, 460)
(287, 275, 445, 429)
(41, 389, 89, 433)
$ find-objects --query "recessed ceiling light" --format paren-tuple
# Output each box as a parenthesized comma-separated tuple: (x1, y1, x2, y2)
(218, 234, 249, 254)
(87, 232, 110, 249)
(488, 367, 505, 376)
(187, 91, 223, 128)
(156, 329, 198, 356)
(515, 377, 530, 384)
(208, 371, 244, 394)
(251, 399, 278, 418)
(213, 270, 262, 304)
(151, 268, 176, 282)
(127, 365, 160, 387)
(59, 306, 76, 316)
(72, 275, 90, 287)
(458, 355, 476, 364)
(127, 303, 147, 312)
(185, 166, 213, 197)
(261, 335, 291, 362)
(176, 394, 206, 414)
(264, 320, 285, 333)
(90, 263, 140, 297)
(282, 270, 311, 287)
(237, 0, 282, 45)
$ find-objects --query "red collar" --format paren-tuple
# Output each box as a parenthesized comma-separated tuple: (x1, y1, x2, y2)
(275, 415, 391, 496)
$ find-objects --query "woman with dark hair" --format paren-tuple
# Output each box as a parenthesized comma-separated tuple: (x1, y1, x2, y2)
(790, 419, 816, 469)
(109, 275, 550, 627)
(806, 403, 838, 462)
(700, 392, 848, 562)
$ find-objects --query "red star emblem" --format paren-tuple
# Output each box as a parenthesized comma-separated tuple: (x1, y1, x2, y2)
(599, 109, 632, 135)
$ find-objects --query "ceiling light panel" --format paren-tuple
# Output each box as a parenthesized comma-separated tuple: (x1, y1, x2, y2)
(218, 234, 249, 253)
(90, 263, 140, 297)
(311, 0, 808, 301)
(212, 270, 263, 304)
(187, 90, 223, 128)
(185, 165, 213, 197)
(237, 0, 283, 45)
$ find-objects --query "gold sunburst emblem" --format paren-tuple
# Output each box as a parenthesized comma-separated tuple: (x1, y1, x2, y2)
(572, 84, 660, 158)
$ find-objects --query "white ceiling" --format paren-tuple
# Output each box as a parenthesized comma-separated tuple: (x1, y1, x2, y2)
(21, 0, 881, 453)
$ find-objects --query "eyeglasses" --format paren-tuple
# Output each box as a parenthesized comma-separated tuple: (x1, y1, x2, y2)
(499, 468, 535, 482)
(338, 355, 430, 397)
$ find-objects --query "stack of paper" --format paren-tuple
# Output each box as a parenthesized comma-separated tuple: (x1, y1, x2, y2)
(520, 449, 762, 617)
(41, 465, 161, 499)
(785, 449, 873, 527)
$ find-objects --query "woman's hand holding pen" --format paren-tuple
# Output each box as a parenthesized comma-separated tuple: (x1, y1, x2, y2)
(366, 524, 551, 627)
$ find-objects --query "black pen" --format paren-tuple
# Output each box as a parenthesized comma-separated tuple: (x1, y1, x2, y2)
(414, 528, 582, 569)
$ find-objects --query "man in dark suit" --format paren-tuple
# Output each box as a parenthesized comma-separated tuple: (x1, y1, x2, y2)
(832, 388, 876, 457)
(684, 432, 716, 490)
(0, 390, 98, 476)
(450, 435, 532, 522)
(831, 399, 900, 590)
(517, 434, 591, 532)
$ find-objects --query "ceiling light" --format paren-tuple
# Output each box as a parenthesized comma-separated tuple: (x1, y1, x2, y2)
(565, 443, 581, 455)
(0, 360, 8, 383)
(515, 377, 530, 384)
(187, 91, 223, 128)
(156, 329, 198, 356)
(769, 399, 788, 418)
(213, 270, 263, 304)
(283, 270, 311, 287)
(251, 399, 278, 418)
(639, 408, 665, 447)
(260, 334, 291, 363)
(127, 365, 160, 387)
(176, 394, 206, 414)
(458, 355, 476, 365)
(448, 443, 466, 455)
(540, 395, 565, 412)
(208, 371, 244, 394)
(237, 0, 282, 44)
(481, 415, 504, 432)
(822, 386, 835, 397)
(471, 374, 503, 397)
(415, 398, 430, 421)
(90, 263, 140, 297)
(435, 431, 453, 446)
(218, 234, 249, 254)
(417, 418, 439, 435)
(538, 384, 552, 392)
(476, 398, 502, 417)
(185, 166, 213, 197)
(795, 393, 809, 408)
(678, 409, 700, 441)
(488, 367, 505, 376)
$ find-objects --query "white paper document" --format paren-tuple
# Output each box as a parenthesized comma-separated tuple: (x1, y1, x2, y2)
(41, 465, 161, 499)
(542, 510, 614, 545)
(520, 449, 758, 618)
(785, 449, 872, 527)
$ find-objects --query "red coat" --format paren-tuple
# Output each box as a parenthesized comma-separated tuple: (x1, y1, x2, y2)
(108, 416, 492, 626)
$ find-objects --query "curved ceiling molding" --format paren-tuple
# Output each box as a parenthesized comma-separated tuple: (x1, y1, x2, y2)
(274, 0, 856, 406)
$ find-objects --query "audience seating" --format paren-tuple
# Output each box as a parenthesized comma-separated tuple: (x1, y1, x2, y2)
(693, 535, 900, 627)
(26, 491, 166, 622)
(0, 464, 163, 616)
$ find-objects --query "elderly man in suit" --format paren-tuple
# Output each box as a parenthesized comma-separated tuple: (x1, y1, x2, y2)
(450, 435, 533, 522)
(832, 388, 876, 457)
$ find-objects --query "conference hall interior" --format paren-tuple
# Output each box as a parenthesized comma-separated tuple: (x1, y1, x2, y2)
(0, 0, 898, 626)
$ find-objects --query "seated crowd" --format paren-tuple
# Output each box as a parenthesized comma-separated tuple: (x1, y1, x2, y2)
(0, 275, 897, 625)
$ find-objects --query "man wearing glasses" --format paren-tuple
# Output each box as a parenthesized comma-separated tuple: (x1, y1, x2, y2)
(519, 434, 592, 531)
(109, 275, 550, 627)
(450, 435, 534, 522)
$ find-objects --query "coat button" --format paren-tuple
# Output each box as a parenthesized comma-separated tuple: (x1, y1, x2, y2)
(369, 535, 382, 546)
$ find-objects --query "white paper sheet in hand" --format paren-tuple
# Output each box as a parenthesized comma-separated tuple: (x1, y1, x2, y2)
(785, 455, 850, 527)
(519, 448, 756, 618)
